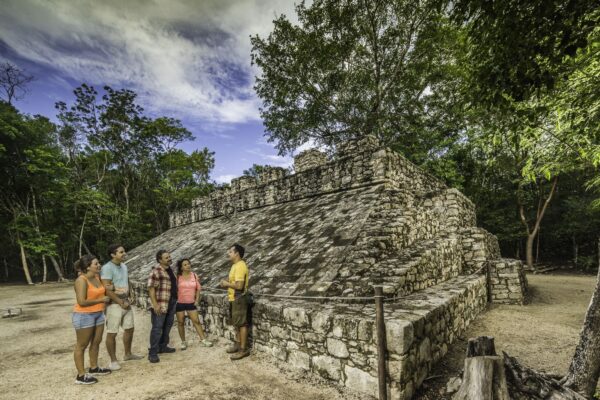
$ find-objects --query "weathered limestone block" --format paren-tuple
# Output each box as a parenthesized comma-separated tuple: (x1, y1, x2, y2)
(336, 135, 381, 158)
(344, 365, 378, 398)
(311, 311, 332, 333)
(386, 320, 414, 355)
(231, 175, 257, 192)
(283, 306, 310, 328)
(288, 349, 311, 370)
(327, 338, 350, 358)
(294, 149, 328, 172)
(257, 166, 288, 184)
(312, 354, 342, 381)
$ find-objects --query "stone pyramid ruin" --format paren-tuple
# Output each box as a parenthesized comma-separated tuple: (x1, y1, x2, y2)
(126, 135, 527, 399)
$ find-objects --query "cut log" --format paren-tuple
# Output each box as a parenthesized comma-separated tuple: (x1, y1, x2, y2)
(453, 336, 510, 400)
(453, 356, 510, 400)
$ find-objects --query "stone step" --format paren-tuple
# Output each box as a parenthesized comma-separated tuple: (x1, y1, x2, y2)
(376, 235, 465, 296)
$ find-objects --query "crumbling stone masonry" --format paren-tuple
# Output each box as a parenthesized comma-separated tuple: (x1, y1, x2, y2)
(126, 136, 528, 399)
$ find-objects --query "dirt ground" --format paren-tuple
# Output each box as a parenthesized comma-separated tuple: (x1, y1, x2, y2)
(415, 272, 598, 399)
(0, 283, 362, 400)
(0, 272, 596, 400)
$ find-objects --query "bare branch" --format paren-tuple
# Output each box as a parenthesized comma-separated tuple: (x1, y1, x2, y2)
(0, 62, 35, 105)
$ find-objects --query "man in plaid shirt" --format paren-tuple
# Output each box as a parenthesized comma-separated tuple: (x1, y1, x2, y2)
(147, 249, 177, 363)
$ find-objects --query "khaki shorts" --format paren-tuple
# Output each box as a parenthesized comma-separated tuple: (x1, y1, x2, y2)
(105, 303, 134, 333)
(229, 295, 249, 328)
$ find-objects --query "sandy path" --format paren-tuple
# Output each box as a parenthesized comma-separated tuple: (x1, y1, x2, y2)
(0, 283, 360, 400)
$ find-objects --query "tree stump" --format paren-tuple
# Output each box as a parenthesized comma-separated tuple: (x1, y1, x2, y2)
(453, 337, 509, 400)
(452, 336, 588, 400)
(466, 336, 497, 357)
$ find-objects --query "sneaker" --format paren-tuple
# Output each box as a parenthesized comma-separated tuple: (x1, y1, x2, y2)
(88, 367, 112, 376)
(180, 341, 187, 350)
(75, 373, 98, 385)
(158, 346, 176, 354)
(230, 349, 250, 361)
(226, 343, 240, 354)
(123, 353, 143, 361)
(107, 361, 121, 371)
(199, 339, 213, 347)
(148, 355, 160, 363)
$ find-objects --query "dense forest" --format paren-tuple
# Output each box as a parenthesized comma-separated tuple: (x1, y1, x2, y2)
(0, 0, 598, 284)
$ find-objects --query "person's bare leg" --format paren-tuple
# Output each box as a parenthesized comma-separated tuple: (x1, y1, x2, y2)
(239, 325, 248, 350)
(106, 333, 118, 362)
(74, 327, 94, 376)
(123, 328, 134, 357)
(176, 311, 186, 342)
(89, 324, 104, 369)
(188, 310, 206, 340)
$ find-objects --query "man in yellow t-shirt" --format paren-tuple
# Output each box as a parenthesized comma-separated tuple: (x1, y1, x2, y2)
(220, 243, 250, 360)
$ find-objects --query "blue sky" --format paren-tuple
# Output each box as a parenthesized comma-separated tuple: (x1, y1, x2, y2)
(0, 0, 308, 183)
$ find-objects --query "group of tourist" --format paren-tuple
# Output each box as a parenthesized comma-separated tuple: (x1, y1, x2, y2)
(71, 243, 250, 385)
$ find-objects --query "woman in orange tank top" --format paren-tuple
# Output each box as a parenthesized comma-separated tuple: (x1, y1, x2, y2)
(72, 255, 111, 385)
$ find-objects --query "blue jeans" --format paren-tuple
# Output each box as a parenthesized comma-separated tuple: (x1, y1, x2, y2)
(149, 297, 176, 356)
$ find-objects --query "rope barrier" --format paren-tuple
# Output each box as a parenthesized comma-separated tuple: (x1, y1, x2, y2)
(201, 286, 375, 301)
(200, 265, 487, 303)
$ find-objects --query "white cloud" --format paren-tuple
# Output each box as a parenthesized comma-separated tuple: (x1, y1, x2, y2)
(245, 147, 294, 168)
(214, 174, 237, 184)
(0, 0, 297, 125)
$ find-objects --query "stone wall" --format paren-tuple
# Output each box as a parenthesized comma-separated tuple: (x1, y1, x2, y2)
(488, 259, 529, 304)
(170, 140, 450, 229)
(130, 273, 488, 400)
(386, 274, 488, 399)
(460, 227, 501, 273)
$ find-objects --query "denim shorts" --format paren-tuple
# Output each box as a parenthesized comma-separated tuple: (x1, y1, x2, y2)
(72, 311, 105, 330)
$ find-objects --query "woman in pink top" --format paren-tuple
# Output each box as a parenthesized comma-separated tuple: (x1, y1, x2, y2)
(175, 258, 213, 349)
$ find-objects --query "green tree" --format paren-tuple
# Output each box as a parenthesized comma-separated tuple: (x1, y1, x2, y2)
(147, 149, 215, 233)
(452, 0, 598, 104)
(54, 84, 215, 262)
(251, 0, 468, 171)
(0, 101, 67, 283)
(454, 3, 600, 396)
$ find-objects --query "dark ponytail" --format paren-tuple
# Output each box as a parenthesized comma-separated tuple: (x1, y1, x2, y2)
(74, 254, 97, 274)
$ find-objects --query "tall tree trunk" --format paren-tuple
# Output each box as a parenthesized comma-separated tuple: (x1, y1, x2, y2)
(525, 234, 536, 270)
(30, 190, 50, 283)
(49, 255, 65, 281)
(3, 258, 8, 281)
(535, 227, 541, 264)
(573, 235, 579, 268)
(124, 176, 130, 214)
(72, 233, 92, 256)
(562, 238, 600, 397)
(78, 210, 87, 257)
(41, 255, 47, 283)
(519, 177, 558, 269)
(18, 239, 33, 285)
